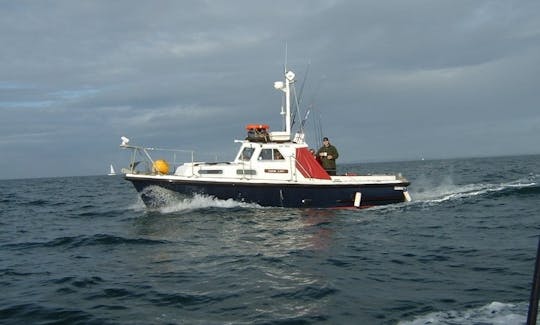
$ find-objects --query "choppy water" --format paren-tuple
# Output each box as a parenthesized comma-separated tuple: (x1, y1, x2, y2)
(1, 155, 540, 324)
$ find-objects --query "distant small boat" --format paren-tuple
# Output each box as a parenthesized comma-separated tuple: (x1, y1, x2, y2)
(108, 164, 116, 176)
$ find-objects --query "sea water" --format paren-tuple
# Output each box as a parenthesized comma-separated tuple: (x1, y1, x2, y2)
(1, 155, 539, 324)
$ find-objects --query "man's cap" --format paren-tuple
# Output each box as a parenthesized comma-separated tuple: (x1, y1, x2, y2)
(323, 137, 329, 141)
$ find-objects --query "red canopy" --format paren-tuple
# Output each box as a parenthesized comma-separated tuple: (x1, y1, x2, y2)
(295, 147, 331, 180)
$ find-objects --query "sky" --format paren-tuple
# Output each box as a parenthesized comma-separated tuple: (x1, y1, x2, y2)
(1, 0, 539, 179)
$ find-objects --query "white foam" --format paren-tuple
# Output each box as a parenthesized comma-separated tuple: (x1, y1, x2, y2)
(398, 301, 528, 325)
(127, 199, 146, 211)
(140, 185, 180, 206)
(133, 185, 262, 213)
(158, 193, 261, 213)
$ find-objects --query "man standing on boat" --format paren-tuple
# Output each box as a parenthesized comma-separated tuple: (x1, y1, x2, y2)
(317, 137, 339, 175)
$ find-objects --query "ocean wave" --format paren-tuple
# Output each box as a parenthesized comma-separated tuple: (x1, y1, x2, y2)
(70, 276, 104, 288)
(287, 284, 338, 300)
(48, 277, 143, 308)
(27, 199, 49, 206)
(63, 234, 169, 247)
(127, 199, 147, 212)
(397, 301, 528, 325)
(3, 234, 168, 250)
(75, 207, 142, 219)
(0, 303, 97, 324)
(148, 290, 238, 307)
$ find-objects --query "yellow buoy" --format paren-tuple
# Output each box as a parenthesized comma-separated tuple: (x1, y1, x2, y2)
(153, 159, 169, 174)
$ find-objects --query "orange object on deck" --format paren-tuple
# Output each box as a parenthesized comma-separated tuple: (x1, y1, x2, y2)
(245, 124, 269, 131)
(153, 159, 169, 175)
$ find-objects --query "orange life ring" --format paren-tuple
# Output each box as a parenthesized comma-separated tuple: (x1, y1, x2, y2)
(245, 124, 269, 131)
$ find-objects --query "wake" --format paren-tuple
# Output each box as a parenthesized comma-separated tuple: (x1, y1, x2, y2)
(409, 174, 538, 206)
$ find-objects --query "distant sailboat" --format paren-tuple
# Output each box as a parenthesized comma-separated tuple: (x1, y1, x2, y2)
(108, 164, 116, 176)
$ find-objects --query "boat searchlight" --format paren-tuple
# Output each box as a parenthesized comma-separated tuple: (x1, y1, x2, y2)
(285, 71, 295, 81)
(273, 81, 285, 91)
(120, 136, 130, 146)
(273, 71, 296, 92)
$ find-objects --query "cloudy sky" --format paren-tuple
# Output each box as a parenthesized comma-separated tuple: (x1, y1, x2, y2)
(1, 0, 539, 179)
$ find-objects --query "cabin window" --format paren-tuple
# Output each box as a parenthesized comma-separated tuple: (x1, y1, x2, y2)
(274, 149, 284, 160)
(259, 149, 272, 160)
(199, 170, 223, 174)
(258, 149, 284, 160)
(237, 169, 256, 175)
(239, 147, 255, 161)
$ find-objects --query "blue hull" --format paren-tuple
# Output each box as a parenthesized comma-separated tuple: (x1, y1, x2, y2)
(126, 177, 410, 208)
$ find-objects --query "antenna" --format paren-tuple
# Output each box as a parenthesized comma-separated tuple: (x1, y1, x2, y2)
(294, 61, 311, 133)
(284, 42, 288, 73)
(297, 61, 310, 106)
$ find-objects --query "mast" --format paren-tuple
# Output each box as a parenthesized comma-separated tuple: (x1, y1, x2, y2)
(273, 70, 296, 140)
(284, 71, 295, 135)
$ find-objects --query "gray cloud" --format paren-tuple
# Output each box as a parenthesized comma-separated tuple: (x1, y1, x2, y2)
(1, 0, 539, 179)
